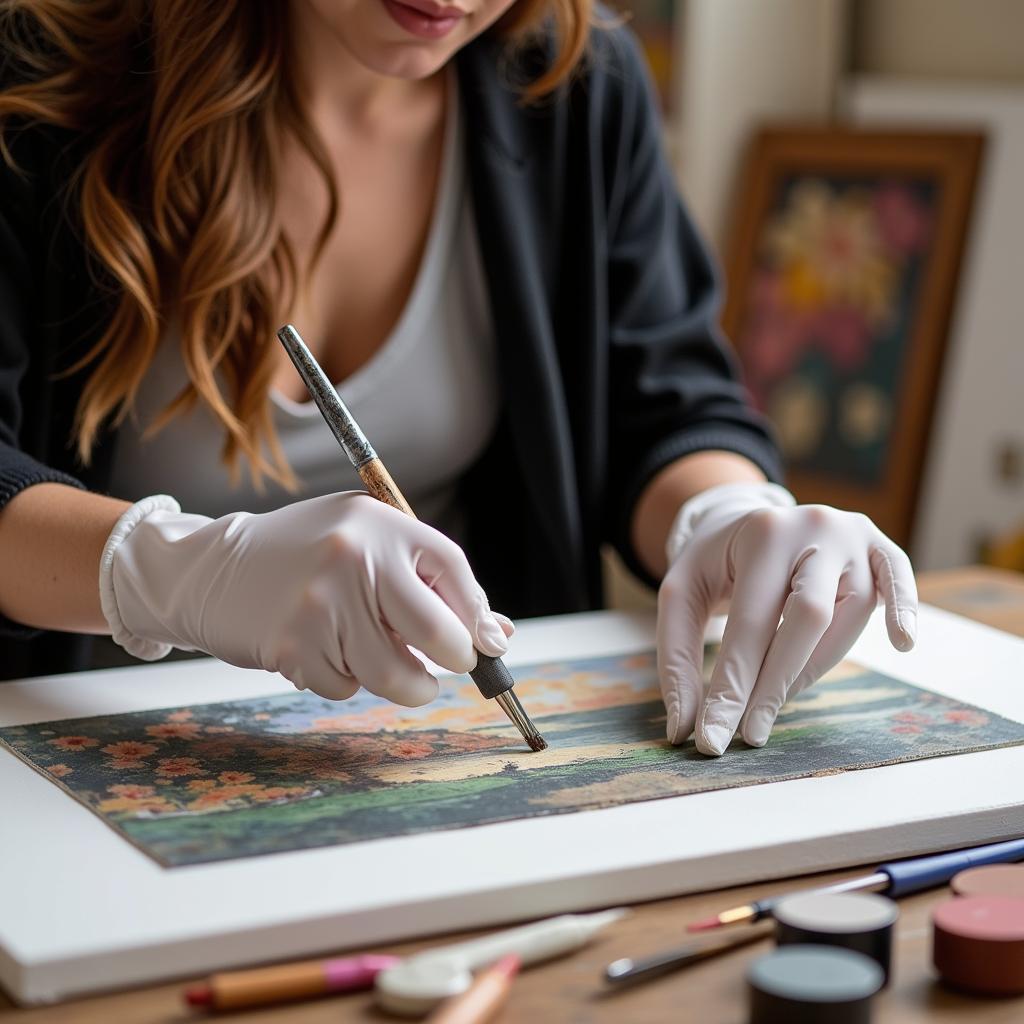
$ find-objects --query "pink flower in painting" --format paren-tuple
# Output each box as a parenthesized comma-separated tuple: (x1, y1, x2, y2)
(146, 722, 202, 740)
(48, 764, 73, 778)
(204, 726, 235, 734)
(102, 740, 158, 761)
(892, 725, 923, 735)
(253, 713, 271, 721)
(893, 711, 931, 725)
(808, 305, 873, 373)
(156, 756, 207, 777)
(48, 735, 99, 751)
(218, 771, 255, 785)
(945, 709, 988, 726)
(166, 710, 194, 723)
(108, 784, 156, 799)
(740, 303, 815, 392)
(874, 182, 932, 254)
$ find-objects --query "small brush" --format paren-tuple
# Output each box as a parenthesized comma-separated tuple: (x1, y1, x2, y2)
(277, 324, 547, 753)
(686, 835, 1024, 932)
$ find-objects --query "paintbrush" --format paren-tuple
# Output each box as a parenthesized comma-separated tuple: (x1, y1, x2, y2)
(686, 836, 1024, 932)
(604, 922, 773, 987)
(276, 324, 547, 753)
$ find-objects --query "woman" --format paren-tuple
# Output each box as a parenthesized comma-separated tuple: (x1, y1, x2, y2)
(0, 0, 916, 756)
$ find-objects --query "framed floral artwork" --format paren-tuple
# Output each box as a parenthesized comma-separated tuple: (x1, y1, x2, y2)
(722, 128, 984, 546)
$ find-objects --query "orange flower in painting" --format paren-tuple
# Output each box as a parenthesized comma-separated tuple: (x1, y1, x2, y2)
(187, 779, 217, 792)
(389, 739, 436, 759)
(102, 740, 158, 760)
(166, 710, 194, 722)
(186, 783, 264, 811)
(157, 756, 207, 777)
(109, 760, 147, 770)
(98, 794, 173, 814)
(218, 771, 255, 784)
(146, 722, 202, 740)
(108, 784, 156, 799)
(251, 786, 308, 802)
(48, 764, 73, 778)
(48, 735, 99, 751)
(204, 726, 235, 734)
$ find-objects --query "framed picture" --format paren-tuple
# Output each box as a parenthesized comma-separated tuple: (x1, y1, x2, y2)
(722, 127, 984, 546)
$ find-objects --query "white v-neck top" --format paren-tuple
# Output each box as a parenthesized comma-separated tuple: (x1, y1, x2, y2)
(108, 79, 499, 540)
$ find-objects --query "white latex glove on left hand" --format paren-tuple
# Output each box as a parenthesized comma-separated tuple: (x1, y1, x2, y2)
(657, 481, 918, 756)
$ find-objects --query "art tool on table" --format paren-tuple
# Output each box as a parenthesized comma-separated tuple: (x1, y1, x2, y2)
(951, 862, 1024, 898)
(184, 953, 399, 1011)
(932, 893, 1024, 995)
(375, 909, 627, 1016)
(772, 892, 898, 985)
(276, 323, 546, 753)
(604, 922, 772, 986)
(425, 954, 519, 1024)
(687, 835, 1024, 931)
(747, 946, 883, 1024)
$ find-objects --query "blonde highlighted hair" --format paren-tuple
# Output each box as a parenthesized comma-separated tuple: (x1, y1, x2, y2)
(0, 0, 594, 486)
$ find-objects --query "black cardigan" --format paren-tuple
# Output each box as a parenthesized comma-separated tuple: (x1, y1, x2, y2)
(0, 22, 781, 681)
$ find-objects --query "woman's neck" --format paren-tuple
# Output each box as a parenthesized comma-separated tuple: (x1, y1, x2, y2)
(288, 3, 437, 133)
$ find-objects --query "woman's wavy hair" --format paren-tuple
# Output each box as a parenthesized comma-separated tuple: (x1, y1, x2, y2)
(0, 0, 594, 486)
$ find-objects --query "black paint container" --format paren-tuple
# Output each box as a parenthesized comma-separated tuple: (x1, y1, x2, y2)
(774, 892, 899, 985)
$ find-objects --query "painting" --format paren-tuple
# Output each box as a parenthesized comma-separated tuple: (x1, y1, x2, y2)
(723, 128, 984, 546)
(1, 649, 1021, 868)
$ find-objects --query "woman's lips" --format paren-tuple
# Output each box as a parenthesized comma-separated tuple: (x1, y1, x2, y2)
(380, 0, 465, 39)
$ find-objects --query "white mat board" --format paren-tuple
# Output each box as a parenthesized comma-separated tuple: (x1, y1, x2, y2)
(1, 605, 1022, 1003)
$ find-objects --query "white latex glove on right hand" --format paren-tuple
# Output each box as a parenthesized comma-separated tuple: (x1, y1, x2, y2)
(99, 492, 512, 706)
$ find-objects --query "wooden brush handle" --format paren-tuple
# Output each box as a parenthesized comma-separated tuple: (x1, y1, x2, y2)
(357, 458, 415, 519)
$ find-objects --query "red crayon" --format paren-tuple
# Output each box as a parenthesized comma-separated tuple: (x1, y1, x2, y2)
(185, 953, 400, 1011)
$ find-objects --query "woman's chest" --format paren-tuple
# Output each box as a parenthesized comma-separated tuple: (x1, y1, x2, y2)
(273, 113, 446, 401)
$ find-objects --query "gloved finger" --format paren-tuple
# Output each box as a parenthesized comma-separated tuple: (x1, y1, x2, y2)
(786, 561, 877, 701)
(283, 649, 360, 702)
(698, 552, 789, 756)
(378, 568, 477, 675)
(271, 588, 360, 702)
(343, 618, 441, 707)
(415, 540, 509, 658)
(493, 612, 515, 638)
(868, 534, 918, 652)
(738, 552, 842, 747)
(335, 583, 440, 707)
(657, 555, 712, 746)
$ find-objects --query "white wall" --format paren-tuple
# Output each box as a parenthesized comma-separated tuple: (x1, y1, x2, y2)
(853, 0, 1024, 82)
(673, 0, 848, 250)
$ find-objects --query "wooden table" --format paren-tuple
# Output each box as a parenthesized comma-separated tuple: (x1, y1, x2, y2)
(3, 566, 1023, 1023)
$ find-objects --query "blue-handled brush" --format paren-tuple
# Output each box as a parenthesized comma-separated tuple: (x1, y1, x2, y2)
(687, 836, 1024, 932)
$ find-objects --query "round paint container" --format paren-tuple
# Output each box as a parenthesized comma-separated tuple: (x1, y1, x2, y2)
(773, 892, 899, 984)
(951, 864, 1024, 900)
(932, 895, 1024, 996)
(747, 945, 883, 1024)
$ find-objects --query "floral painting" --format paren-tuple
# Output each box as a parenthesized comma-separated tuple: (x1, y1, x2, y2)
(735, 174, 937, 485)
(1, 651, 1020, 867)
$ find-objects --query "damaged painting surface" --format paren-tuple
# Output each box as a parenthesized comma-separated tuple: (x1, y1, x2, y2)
(1, 651, 1021, 866)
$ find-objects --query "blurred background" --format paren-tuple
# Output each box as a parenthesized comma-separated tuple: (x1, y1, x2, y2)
(605, 0, 1024, 607)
